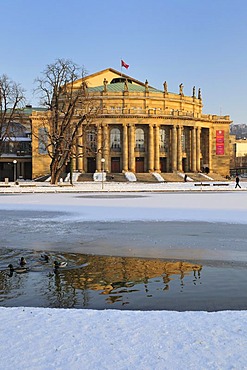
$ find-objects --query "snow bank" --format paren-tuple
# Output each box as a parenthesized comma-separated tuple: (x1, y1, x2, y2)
(1, 307, 246, 370)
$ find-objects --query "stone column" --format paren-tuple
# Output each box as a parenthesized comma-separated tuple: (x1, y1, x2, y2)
(208, 128, 212, 172)
(103, 125, 109, 172)
(20, 161, 24, 178)
(82, 129, 87, 172)
(187, 129, 191, 172)
(191, 127, 197, 172)
(154, 125, 160, 171)
(122, 124, 128, 171)
(148, 124, 154, 172)
(96, 125, 102, 172)
(72, 142, 76, 171)
(196, 127, 201, 171)
(77, 124, 84, 172)
(129, 124, 135, 172)
(172, 125, 177, 171)
(177, 125, 183, 172)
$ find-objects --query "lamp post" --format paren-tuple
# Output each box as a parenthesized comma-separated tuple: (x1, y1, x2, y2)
(13, 160, 17, 183)
(101, 158, 105, 190)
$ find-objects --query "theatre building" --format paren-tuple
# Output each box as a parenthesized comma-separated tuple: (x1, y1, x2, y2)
(31, 68, 232, 179)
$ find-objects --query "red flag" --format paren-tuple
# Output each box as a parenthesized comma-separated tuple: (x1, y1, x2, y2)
(121, 60, 129, 69)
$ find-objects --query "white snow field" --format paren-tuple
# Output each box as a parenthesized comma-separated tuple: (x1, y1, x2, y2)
(0, 184, 247, 370)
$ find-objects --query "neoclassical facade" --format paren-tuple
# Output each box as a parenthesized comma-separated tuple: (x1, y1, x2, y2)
(31, 68, 232, 178)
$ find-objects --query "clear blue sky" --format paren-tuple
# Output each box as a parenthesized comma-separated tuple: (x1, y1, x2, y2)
(1, 0, 247, 123)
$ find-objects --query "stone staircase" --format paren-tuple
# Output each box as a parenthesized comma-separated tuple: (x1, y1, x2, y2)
(76, 171, 229, 183)
(135, 173, 158, 182)
(106, 173, 127, 182)
(160, 173, 184, 182)
(205, 172, 229, 181)
(186, 172, 209, 182)
(77, 173, 94, 182)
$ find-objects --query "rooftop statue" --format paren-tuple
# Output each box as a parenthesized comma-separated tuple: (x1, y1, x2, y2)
(103, 78, 108, 92)
(163, 81, 168, 94)
(192, 86, 196, 98)
(179, 83, 184, 95)
(198, 88, 202, 100)
(145, 79, 149, 92)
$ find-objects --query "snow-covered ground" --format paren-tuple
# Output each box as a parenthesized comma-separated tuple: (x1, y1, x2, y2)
(0, 178, 245, 194)
(0, 184, 247, 369)
(1, 307, 246, 370)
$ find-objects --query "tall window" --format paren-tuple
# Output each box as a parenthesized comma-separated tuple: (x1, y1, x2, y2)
(87, 130, 97, 152)
(182, 132, 186, 152)
(38, 128, 48, 154)
(110, 128, 121, 151)
(135, 128, 145, 150)
(159, 128, 167, 151)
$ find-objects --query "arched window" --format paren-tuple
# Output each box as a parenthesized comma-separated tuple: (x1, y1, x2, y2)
(159, 128, 167, 151)
(87, 129, 97, 152)
(110, 128, 121, 151)
(182, 132, 186, 152)
(38, 127, 48, 154)
(135, 128, 145, 150)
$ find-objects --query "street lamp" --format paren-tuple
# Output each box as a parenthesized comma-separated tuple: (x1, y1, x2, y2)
(13, 160, 17, 183)
(101, 158, 105, 190)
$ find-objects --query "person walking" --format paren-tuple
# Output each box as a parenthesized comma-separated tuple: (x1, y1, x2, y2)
(235, 176, 241, 189)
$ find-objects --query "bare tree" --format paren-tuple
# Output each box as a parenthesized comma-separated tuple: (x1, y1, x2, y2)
(35, 59, 99, 184)
(0, 74, 26, 155)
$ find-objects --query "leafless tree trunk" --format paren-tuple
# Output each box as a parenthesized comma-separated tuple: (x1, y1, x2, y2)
(35, 59, 100, 184)
(0, 74, 26, 155)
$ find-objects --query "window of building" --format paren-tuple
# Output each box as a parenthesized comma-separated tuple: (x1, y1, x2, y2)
(182, 132, 186, 152)
(110, 128, 121, 151)
(160, 128, 167, 151)
(38, 128, 48, 154)
(87, 130, 97, 152)
(135, 128, 145, 150)
(110, 78, 132, 84)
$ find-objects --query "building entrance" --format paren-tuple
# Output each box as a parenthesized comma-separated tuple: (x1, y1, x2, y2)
(182, 158, 187, 172)
(135, 157, 144, 173)
(111, 157, 121, 173)
(87, 157, 96, 173)
(160, 158, 167, 172)
(0, 162, 13, 181)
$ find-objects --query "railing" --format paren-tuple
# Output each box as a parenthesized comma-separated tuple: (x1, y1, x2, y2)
(110, 146, 121, 152)
(98, 108, 199, 117)
(1, 145, 32, 156)
(96, 108, 230, 121)
(135, 147, 145, 152)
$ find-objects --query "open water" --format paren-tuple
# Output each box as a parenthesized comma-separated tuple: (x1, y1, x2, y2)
(0, 248, 247, 311)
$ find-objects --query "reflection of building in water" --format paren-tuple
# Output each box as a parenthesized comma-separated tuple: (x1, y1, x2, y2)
(62, 254, 202, 296)
(0, 252, 202, 308)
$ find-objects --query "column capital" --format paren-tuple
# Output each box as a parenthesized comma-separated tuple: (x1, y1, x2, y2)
(129, 123, 135, 128)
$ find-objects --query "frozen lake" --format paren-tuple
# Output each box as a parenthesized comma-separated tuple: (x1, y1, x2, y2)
(1, 191, 247, 311)
(0, 192, 247, 262)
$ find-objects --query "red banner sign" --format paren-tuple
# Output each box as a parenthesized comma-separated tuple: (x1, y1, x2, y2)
(216, 130, 224, 155)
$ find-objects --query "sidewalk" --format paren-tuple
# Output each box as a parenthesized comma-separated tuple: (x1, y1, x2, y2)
(0, 180, 244, 193)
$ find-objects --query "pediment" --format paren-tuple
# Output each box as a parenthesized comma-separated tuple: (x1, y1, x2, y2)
(73, 68, 146, 88)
